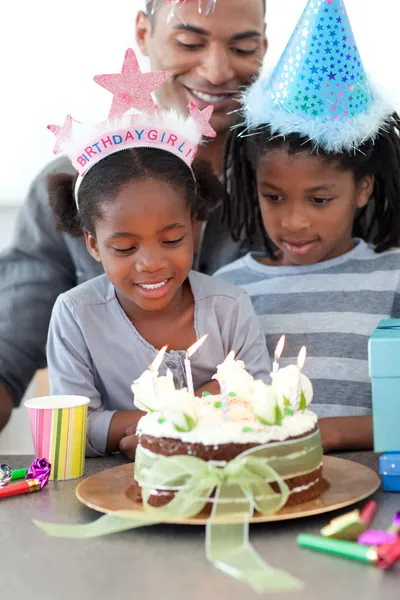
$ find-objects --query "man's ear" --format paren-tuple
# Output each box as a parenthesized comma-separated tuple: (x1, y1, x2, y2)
(262, 25, 268, 58)
(357, 175, 375, 209)
(136, 10, 151, 57)
(84, 230, 102, 263)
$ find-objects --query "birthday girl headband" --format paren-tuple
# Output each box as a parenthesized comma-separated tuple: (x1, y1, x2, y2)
(47, 48, 216, 207)
(242, 0, 394, 153)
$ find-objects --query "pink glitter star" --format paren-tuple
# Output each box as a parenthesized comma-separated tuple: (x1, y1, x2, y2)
(94, 48, 169, 119)
(188, 102, 216, 138)
(47, 115, 74, 154)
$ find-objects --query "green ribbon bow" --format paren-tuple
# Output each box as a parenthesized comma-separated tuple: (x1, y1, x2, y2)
(35, 430, 322, 594)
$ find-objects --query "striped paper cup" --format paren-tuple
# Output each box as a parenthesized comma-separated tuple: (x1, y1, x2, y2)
(24, 395, 90, 480)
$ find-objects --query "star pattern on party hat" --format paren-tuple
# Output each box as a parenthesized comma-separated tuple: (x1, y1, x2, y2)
(267, 0, 371, 119)
(94, 48, 169, 119)
(47, 114, 74, 155)
(243, 0, 393, 152)
(188, 101, 216, 138)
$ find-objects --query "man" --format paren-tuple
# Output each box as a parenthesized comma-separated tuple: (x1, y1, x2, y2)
(0, 0, 267, 431)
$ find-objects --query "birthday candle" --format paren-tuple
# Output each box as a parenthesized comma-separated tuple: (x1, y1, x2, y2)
(272, 335, 285, 374)
(184, 335, 208, 395)
(219, 351, 236, 421)
(148, 345, 168, 394)
(294, 346, 306, 410)
(220, 380, 229, 421)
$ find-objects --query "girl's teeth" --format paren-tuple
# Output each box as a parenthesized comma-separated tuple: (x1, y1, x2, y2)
(139, 280, 167, 290)
(191, 90, 228, 103)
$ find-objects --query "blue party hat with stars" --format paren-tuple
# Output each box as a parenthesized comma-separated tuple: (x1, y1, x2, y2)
(243, 0, 393, 152)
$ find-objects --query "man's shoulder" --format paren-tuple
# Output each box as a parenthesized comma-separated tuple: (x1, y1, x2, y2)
(27, 156, 75, 211)
(36, 156, 75, 179)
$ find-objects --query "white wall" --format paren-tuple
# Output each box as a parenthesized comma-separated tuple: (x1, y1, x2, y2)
(0, 209, 35, 454)
(1, 0, 399, 206)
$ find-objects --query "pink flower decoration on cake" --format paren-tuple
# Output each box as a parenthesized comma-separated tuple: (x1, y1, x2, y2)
(47, 114, 74, 155)
(94, 48, 169, 119)
(188, 102, 216, 138)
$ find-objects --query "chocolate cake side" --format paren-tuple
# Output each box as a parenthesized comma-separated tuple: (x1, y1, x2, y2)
(134, 426, 326, 510)
(139, 425, 318, 461)
(132, 464, 326, 509)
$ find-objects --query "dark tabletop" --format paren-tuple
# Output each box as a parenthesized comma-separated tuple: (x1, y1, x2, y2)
(1, 451, 398, 600)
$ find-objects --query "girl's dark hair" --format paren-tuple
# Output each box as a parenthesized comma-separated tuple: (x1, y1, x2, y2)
(223, 113, 400, 257)
(48, 148, 225, 237)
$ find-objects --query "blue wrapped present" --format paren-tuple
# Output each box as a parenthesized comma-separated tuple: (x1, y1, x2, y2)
(379, 453, 400, 492)
(368, 319, 400, 452)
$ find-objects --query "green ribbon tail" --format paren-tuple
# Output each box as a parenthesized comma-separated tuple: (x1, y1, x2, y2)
(205, 485, 303, 594)
(33, 510, 164, 539)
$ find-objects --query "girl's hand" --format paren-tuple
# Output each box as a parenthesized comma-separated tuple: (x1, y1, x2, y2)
(318, 418, 341, 453)
(119, 425, 139, 461)
(107, 410, 144, 454)
(318, 416, 373, 453)
(195, 379, 220, 397)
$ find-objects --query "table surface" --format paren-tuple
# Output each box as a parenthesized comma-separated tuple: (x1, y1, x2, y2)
(1, 452, 398, 600)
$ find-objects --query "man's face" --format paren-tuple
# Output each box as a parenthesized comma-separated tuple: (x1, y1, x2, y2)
(136, 0, 267, 136)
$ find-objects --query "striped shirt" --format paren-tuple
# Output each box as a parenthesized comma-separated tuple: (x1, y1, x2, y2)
(215, 240, 400, 418)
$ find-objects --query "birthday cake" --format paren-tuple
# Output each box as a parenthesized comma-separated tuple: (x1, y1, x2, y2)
(132, 352, 325, 514)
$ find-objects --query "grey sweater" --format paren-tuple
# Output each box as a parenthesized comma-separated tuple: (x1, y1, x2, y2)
(47, 271, 270, 456)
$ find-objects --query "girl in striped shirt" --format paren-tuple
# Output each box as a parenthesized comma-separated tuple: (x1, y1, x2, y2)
(215, 0, 400, 452)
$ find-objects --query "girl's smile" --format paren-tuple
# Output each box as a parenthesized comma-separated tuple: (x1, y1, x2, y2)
(281, 239, 320, 257)
(134, 277, 174, 300)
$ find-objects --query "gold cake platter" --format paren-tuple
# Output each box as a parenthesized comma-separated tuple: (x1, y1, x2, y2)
(76, 456, 380, 525)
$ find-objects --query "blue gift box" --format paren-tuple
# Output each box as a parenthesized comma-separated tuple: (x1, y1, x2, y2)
(368, 319, 400, 452)
(379, 453, 400, 492)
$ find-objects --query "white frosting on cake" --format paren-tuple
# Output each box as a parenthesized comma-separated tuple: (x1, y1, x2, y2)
(137, 395, 318, 445)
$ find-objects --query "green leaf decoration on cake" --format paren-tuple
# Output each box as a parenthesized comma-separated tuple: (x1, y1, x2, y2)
(173, 412, 197, 432)
(157, 417, 166, 424)
(250, 380, 282, 426)
(228, 392, 237, 397)
(157, 389, 198, 433)
(256, 415, 274, 426)
(184, 413, 197, 430)
(214, 401, 222, 409)
(284, 407, 294, 417)
(202, 391, 211, 397)
(255, 403, 283, 426)
(242, 426, 253, 433)
(271, 365, 314, 411)
(299, 390, 307, 411)
(275, 405, 283, 426)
